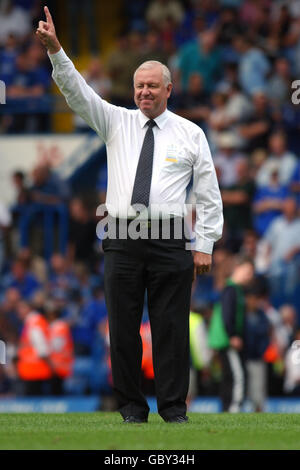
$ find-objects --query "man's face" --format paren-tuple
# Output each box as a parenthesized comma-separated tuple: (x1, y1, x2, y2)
(134, 66, 172, 119)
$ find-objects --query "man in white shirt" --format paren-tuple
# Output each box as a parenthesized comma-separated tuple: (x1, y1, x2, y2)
(264, 197, 300, 298)
(36, 7, 223, 424)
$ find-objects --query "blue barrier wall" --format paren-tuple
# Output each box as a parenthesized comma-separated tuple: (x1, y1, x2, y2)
(1, 397, 300, 413)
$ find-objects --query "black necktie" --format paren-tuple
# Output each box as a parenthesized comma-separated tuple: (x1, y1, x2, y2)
(131, 119, 156, 209)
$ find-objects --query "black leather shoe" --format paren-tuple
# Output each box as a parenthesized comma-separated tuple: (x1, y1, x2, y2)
(164, 415, 188, 424)
(123, 415, 148, 424)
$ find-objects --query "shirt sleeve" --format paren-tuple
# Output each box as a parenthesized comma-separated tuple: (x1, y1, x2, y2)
(48, 48, 120, 143)
(193, 128, 224, 254)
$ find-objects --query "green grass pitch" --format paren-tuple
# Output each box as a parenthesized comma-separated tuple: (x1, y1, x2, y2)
(0, 412, 300, 450)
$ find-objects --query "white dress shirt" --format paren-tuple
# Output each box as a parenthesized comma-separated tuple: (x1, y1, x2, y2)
(49, 48, 223, 254)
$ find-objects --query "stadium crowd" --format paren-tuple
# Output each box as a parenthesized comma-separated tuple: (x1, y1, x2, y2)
(1, 0, 300, 410)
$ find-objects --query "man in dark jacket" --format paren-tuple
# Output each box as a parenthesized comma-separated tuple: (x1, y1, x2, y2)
(209, 255, 254, 412)
(244, 278, 270, 412)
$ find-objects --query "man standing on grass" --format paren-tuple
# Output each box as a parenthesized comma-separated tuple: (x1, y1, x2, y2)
(36, 6, 223, 424)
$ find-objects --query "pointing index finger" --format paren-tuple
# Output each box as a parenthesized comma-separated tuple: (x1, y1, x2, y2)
(44, 5, 53, 25)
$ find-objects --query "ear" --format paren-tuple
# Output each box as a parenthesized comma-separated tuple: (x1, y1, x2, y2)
(166, 83, 173, 98)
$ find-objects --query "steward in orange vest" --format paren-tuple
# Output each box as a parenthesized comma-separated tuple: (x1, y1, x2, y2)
(45, 300, 74, 395)
(140, 319, 155, 396)
(17, 301, 52, 395)
(140, 320, 154, 381)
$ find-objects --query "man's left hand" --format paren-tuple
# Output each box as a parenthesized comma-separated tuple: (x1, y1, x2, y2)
(193, 252, 212, 279)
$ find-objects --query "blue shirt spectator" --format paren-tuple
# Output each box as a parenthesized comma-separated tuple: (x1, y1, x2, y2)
(289, 161, 300, 206)
(71, 290, 107, 355)
(253, 170, 289, 236)
(232, 36, 270, 96)
(178, 29, 222, 93)
(1, 259, 40, 301)
(0, 34, 18, 85)
(47, 253, 79, 298)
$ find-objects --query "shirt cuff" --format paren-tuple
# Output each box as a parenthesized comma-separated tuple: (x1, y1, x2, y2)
(194, 238, 214, 255)
(47, 47, 69, 66)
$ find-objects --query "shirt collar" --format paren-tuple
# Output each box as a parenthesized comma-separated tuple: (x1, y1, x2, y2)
(138, 108, 169, 130)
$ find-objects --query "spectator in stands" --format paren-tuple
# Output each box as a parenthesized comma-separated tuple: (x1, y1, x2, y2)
(232, 35, 270, 96)
(0, 287, 23, 340)
(173, 72, 210, 129)
(67, 197, 97, 269)
(217, 7, 244, 50)
(16, 299, 53, 396)
(0, 201, 11, 273)
(213, 132, 246, 188)
(0, 34, 19, 85)
(72, 264, 93, 303)
(221, 159, 256, 252)
(17, 247, 48, 284)
(125, 0, 149, 32)
(49, 288, 70, 321)
(264, 197, 300, 300)
(239, 0, 268, 30)
(146, 0, 184, 32)
(0, 0, 31, 46)
(222, 82, 252, 137)
(239, 229, 260, 267)
(215, 62, 239, 95)
(29, 162, 70, 205)
(244, 278, 270, 412)
(269, 4, 293, 51)
(47, 253, 78, 297)
(178, 28, 222, 93)
(11, 170, 30, 206)
(31, 289, 47, 314)
(256, 131, 298, 188)
(106, 32, 140, 107)
(238, 90, 275, 153)
(17, 164, 69, 258)
(210, 247, 234, 293)
(281, 96, 300, 155)
(2, 258, 40, 301)
(6, 43, 51, 133)
(250, 148, 268, 181)
(208, 91, 231, 151)
(253, 167, 288, 236)
(141, 30, 169, 65)
(45, 299, 74, 395)
(289, 160, 300, 206)
(14, 0, 43, 25)
(70, 286, 107, 356)
(0, 33, 19, 131)
(66, 0, 99, 56)
(267, 57, 293, 108)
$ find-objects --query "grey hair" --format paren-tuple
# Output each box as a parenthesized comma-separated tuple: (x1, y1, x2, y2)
(133, 60, 172, 86)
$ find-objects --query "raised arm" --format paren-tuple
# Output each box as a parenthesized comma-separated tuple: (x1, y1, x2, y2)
(36, 6, 61, 55)
(36, 6, 120, 142)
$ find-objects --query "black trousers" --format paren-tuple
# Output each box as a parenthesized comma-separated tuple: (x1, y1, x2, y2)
(219, 348, 245, 412)
(103, 218, 194, 420)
